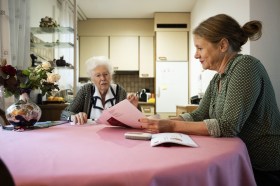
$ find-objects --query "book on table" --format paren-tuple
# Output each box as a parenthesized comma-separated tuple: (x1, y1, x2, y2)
(124, 131, 198, 147)
(150, 133, 198, 147)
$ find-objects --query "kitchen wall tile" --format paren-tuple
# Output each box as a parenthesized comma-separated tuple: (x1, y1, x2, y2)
(113, 74, 154, 93)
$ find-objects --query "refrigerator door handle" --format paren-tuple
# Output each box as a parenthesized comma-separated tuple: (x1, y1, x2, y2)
(156, 86, 160, 97)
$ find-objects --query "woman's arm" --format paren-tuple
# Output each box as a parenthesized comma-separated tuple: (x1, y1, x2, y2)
(140, 118, 210, 136)
(60, 84, 91, 120)
(127, 93, 139, 107)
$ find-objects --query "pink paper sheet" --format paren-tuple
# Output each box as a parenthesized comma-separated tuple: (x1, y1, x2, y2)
(96, 99, 146, 128)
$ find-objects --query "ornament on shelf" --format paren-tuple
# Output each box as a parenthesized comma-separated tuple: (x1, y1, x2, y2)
(39, 16, 60, 28)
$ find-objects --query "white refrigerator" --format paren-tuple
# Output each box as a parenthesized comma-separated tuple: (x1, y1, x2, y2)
(156, 61, 188, 113)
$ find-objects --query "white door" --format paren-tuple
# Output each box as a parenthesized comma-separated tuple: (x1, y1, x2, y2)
(156, 62, 188, 113)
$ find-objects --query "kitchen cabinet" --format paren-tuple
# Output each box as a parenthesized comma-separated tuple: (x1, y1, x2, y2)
(154, 12, 190, 32)
(139, 102, 155, 116)
(156, 31, 188, 61)
(139, 36, 154, 78)
(110, 36, 138, 71)
(176, 105, 198, 116)
(79, 36, 109, 77)
(38, 104, 68, 121)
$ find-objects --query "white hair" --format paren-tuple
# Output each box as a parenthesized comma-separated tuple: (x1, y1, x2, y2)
(85, 56, 114, 77)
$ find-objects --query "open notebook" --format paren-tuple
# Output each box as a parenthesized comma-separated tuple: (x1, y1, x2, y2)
(151, 133, 198, 147)
(124, 132, 198, 147)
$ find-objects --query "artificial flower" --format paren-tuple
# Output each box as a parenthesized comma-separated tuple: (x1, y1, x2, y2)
(47, 73, 61, 83)
(0, 59, 60, 97)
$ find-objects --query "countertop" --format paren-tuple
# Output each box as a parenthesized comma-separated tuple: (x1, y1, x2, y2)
(138, 101, 155, 106)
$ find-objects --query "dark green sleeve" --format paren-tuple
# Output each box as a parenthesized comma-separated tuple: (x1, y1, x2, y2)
(217, 57, 262, 136)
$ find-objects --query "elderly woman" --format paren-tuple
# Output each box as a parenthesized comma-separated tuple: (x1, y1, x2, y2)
(61, 56, 138, 124)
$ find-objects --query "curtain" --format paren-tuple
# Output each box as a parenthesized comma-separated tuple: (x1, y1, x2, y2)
(0, 0, 30, 70)
(0, 0, 30, 109)
(59, 0, 74, 28)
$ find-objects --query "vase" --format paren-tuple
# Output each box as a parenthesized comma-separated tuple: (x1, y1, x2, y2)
(29, 89, 43, 104)
(5, 92, 42, 130)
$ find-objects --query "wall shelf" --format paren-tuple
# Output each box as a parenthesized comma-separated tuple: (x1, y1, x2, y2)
(31, 27, 74, 34)
(31, 42, 74, 48)
(30, 0, 78, 95)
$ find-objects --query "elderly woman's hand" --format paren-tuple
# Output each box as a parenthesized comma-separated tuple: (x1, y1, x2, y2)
(70, 112, 88, 125)
(127, 94, 139, 107)
(139, 118, 175, 133)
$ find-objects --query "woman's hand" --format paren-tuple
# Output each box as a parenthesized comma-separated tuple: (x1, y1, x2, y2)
(71, 112, 88, 125)
(127, 94, 139, 107)
(139, 118, 175, 133)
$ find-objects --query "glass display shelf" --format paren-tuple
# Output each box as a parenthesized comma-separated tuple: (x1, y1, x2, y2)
(31, 27, 74, 34)
(31, 42, 74, 48)
(54, 65, 75, 69)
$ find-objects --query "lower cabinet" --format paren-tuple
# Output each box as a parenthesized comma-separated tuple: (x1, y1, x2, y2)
(138, 102, 155, 116)
(39, 104, 68, 121)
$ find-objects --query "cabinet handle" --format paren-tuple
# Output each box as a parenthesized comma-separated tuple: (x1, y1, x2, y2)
(141, 74, 149, 77)
(158, 56, 167, 61)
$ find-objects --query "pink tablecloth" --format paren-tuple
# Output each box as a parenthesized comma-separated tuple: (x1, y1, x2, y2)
(0, 123, 256, 186)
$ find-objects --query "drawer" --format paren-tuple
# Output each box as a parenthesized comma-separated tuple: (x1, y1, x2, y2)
(140, 105, 155, 116)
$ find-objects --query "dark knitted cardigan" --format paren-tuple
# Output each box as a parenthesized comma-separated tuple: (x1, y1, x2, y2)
(60, 83, 127, 120)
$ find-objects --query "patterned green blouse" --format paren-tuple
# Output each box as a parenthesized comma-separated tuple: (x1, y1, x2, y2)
(181, 54, 280, 171)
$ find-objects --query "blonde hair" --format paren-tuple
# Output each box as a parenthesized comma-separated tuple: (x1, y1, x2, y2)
(85, 56, 114, 77)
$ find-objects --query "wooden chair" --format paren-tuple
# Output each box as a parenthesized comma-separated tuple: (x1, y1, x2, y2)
(0, 158, 15, 186)
(176, 105, 198, 116)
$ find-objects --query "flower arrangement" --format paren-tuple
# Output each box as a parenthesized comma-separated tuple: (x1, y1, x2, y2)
(0, 59, 61, 98)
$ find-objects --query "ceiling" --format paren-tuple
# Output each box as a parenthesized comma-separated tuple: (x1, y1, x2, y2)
(76, 0, 196, 19)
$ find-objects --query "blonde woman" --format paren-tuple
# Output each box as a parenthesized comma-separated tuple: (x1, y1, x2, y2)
(140, 14, 280, 185)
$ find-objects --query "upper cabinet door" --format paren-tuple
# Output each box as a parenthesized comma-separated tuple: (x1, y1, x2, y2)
(139, 36, 154, 78)
(156, 31, 188, 61)
(110, 36, 138, 71)
(79, 36, 109, 77)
